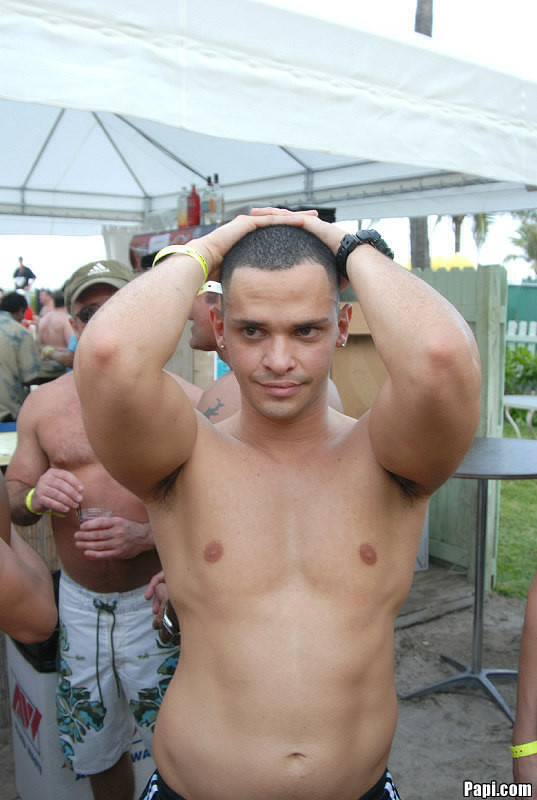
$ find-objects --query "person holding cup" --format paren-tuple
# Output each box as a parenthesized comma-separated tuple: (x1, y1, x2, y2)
(5, 259, 199, 800)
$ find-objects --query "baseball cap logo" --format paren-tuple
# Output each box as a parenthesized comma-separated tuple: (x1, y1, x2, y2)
(86, 263, 111, 276)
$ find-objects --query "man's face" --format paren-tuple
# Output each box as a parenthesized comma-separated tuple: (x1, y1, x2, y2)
(70, 285, 116, 340)
(188, 293, 221, 352)
(213, 261, 350, 422)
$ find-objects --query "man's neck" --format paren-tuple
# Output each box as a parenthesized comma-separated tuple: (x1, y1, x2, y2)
(234, 389, 334, 455)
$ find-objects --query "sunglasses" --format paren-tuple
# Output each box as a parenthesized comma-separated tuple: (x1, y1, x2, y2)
(73, 304, 100, 324)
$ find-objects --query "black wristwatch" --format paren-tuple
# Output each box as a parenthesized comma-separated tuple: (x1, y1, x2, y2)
(336, 230, 394, 280)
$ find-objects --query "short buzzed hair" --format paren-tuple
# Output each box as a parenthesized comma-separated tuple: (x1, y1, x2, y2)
(219, 225, 339, 300)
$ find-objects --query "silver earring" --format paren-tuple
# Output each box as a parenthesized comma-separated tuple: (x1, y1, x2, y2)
(220, 344, 225, 349)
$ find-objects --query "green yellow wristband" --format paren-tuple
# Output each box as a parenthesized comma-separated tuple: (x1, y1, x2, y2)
(152, 245, 209, 286)
(511, 740, 537, 758)
(43, 346, 54, 358)
(25, 488, 43, 516)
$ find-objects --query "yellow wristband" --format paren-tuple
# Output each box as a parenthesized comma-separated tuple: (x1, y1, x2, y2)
(43, 346, 54, 358)
(511, 741, 537, 758)
(152, 245, 209, 284)
(25, 488, 43, 516)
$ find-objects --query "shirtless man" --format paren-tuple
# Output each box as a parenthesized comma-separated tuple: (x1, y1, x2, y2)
(38, 290, 72, 349)
(5, 260, 191, 800)
(191, 281, 344, 421)
(75, 210, 481, 800)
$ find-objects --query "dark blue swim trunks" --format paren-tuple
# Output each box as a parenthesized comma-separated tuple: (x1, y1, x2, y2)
(138, 767, 401, 800)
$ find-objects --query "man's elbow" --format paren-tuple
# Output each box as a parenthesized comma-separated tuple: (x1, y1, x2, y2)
(15, 609, 57, 644)
(424, 337, 481, 423)
(75, 330, 123, 388)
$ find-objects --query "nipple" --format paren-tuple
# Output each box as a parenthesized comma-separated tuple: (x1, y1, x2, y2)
(204, 539, 224, 563)
(359, 543, 377, 566)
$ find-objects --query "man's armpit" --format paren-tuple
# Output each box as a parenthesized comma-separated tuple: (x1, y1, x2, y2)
(153, 465, 183, 505)
(387, 471, 422, 503)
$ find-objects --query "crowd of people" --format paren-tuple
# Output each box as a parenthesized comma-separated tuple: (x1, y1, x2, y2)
(0, 211, 535, 800)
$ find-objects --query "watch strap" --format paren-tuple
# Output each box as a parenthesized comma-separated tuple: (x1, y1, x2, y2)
(336, 230, 394, 280)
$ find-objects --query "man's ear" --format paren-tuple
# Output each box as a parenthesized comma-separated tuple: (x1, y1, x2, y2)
(69, 315, 81, 340)
(336, 302, 352, 346)
(210, 305, 225, 349)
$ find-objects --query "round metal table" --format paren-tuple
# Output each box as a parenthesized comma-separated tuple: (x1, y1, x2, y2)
(403, 437, 537, 722)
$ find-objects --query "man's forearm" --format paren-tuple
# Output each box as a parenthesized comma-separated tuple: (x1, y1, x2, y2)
(6, 480, 43, 526)
(41, 346, 74, 368)
(514, 576, 537, 744)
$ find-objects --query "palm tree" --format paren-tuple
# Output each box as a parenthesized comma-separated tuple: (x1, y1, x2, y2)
(415, 0, 433, 36)
(433, 212, 495, 261)
(409, 0, 434, 269)
(504, 211, 537, 275)
(472, 213, 495, 261)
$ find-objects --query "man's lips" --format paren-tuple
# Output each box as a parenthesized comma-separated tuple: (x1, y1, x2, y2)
(258, 381, 301, 397)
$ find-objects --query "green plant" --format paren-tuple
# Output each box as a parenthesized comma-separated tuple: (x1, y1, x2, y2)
(505, 346, 537, 395)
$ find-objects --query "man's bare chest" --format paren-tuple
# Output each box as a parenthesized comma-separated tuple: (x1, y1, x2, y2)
(38, 397, 97, 470)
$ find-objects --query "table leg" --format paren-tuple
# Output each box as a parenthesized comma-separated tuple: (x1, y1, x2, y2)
(504, 407, 522, 438)
(526, 410, 536, 439)
(402, 478, 517, 723)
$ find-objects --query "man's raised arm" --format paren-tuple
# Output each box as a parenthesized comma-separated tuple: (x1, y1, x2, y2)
(347, 240, 481, 494)
(292, 214, 482, 495)
(74, 242, 207, 500)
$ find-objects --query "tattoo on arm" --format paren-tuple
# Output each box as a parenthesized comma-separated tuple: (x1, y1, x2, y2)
(203, 398, 224, 420)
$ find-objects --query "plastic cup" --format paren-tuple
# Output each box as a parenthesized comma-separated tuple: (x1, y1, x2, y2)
(78, 508, 112, 522)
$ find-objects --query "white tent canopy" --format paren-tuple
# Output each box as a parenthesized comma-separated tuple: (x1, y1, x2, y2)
(1, 0, 536, 235)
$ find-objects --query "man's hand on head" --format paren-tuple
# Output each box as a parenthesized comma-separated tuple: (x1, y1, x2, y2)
(189, 208, 322, 283)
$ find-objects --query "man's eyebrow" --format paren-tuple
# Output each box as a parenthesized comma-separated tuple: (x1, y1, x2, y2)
(230, 316, 332, 327)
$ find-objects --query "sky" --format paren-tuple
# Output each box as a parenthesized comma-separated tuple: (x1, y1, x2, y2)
(0, 213, 533, 295)
(0, 0, 534, 290)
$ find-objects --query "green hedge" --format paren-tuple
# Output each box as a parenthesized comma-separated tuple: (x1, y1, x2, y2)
(505, 345, 537, 396)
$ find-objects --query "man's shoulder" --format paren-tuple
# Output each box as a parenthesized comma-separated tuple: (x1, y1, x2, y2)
(17, 374, 76, 435)
(198, 370, 240, 422)
(26, 372, 75, 406)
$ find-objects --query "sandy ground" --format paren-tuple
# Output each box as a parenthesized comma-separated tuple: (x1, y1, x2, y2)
(391, 591, 524, 799)
(0, 591, 527, 800)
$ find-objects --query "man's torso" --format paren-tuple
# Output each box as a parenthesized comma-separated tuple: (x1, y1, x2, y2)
(30, 374, 159, 591)
(148, 411, 426, 800)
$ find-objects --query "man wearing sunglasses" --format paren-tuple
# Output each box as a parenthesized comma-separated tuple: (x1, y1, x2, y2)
(5, 260, 198, 800)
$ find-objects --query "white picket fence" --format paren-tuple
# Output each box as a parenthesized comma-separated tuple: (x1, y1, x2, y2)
(506, 319, 537, 353)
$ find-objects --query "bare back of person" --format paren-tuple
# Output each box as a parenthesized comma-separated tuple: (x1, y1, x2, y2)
(7, 372, 160, 593)
(149, 409, 427, 800)
(38, 307, 72, 348)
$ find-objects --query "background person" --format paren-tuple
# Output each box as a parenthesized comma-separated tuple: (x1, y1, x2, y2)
(0, 291, 40, 421)
(512, 568, 537, 797)
(5, 260, 181, 800)
(13, 256, 36, 291)
(38, 289, 74, 375)
(37, 288, 55, 317)
(74, 209, 481, 800)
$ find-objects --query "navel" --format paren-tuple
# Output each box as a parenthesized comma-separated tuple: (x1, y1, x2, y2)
(204, 539, 224, 563)
(359, 542, 377, 566)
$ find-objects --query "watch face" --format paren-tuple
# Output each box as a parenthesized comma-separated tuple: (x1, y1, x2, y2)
(358, 230, 378, 244)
